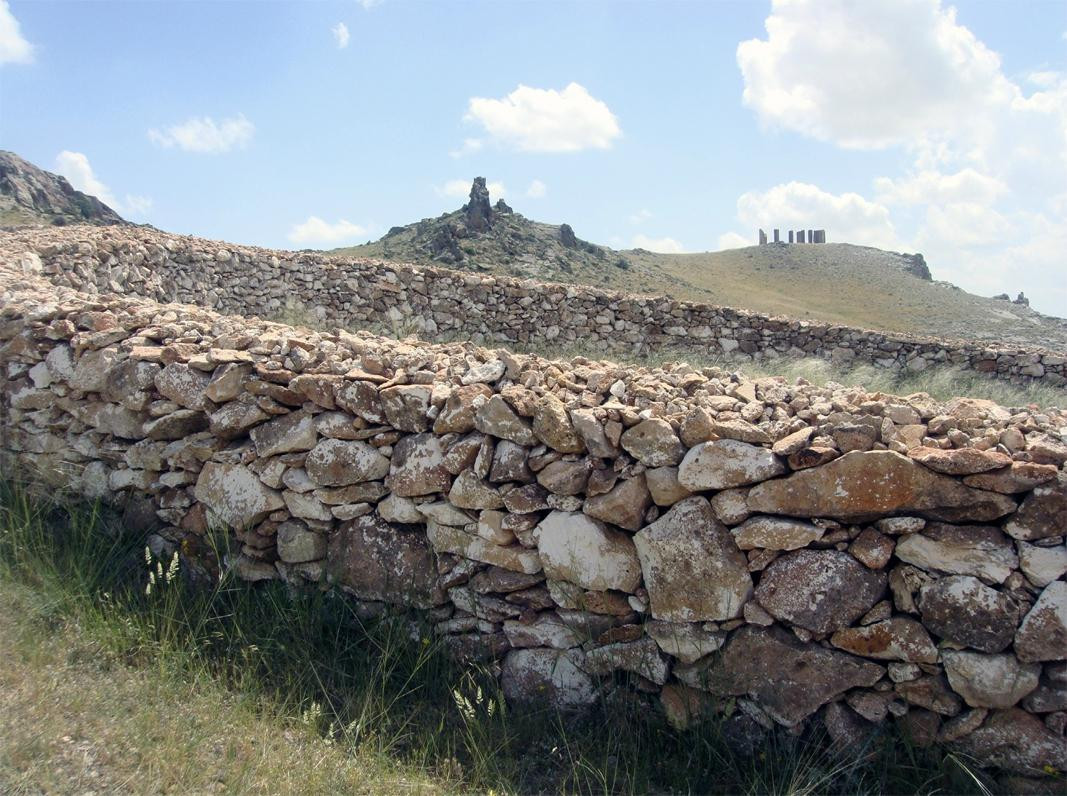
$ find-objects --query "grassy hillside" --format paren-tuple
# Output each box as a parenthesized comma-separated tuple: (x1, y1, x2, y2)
(331, 194, 1067, 350)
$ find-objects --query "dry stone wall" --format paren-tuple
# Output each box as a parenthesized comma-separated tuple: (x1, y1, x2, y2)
(4, 225, 1065, 386)
(2, 225, 1067, 778)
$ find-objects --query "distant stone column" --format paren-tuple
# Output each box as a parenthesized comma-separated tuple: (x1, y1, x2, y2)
(807, 229, 814, 243)
(773, 229, 780, 243)
(797, 230, 806, 244)
(788, 230, 794, 243)
(814, 230, 826, 243)
(759, 228, 767, 245)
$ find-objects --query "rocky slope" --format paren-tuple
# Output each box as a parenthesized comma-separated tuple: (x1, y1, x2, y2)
(334, 179, 1067, 351)
(0, 151, 125, 228)
(339, 177, 627, 284)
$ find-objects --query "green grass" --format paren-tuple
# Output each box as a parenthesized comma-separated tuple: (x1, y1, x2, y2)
(0, 480, 1002, 794)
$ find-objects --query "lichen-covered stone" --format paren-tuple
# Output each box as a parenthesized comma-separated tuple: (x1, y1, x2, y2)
(755, 550, 887, 634)
(305, 438, 390, 486)
(194, 462, 284, 529)
(747, 451, 1016, 522)
(679, 625, 883, 727)
(328, 514, 441, 607)
(942, 651, 1040, 709)
(536, 511, 641, 592)
(918, 575, 1018, 653)
(1014, 581, 1067, 662)
(501, 648, 597, 710)
(678, 439, 784, 491)
(830, 618, 938, 663)
(633, 496, 752, 622)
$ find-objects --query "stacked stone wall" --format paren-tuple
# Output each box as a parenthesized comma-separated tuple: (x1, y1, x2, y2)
(1, 225, 1066, 778)
(4, 225, 1064, 386)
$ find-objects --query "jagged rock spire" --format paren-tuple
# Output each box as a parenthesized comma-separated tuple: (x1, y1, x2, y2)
(464, 176, 493, 233)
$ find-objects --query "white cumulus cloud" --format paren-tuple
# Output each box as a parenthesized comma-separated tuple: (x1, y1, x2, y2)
(735, 182, 898, 249)
(526, 179, 546, 198)
(332, 22, 350, 49)
(54, 151, 152, 219)
(874, 168, 1008, 206)
(737, 0, 1014, 150)
(717, 232, 751, 250)
(628, 209, 653, 226)
(288, 217, 367, 245)
(148, 114, 255, 154)
(357, 0, 383, 8)
(436, 179, 506, 201)
(465, 83, 621, 153)
(632, 234, 686, 254)
(449, 138, 484, 159)
(0, 0, 32, 65)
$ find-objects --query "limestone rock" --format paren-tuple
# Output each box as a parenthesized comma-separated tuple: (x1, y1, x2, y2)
(194, 462, 284, 529)
(1004, 474, 1067, 541)
(474, 394, 537, 445)
(632, 496, 752, 621)
(328, 514, 440, 607)
(570, 408, 619, 458)
(536, 458, 591, 495)
(584, 637, 670, 685)
(1014, 581, 1067, 662)
(427, 522, 542, 574)
(335, 379, 386, 424)
(532, 394, 584, 453)
(897, 522, 1017, 586)
(949, 708, 1067, 775)
(379, 384, 431, 432)
(678, 439, 785, 491)
(208, 395, 269, 439)
(732, 516, 823, 551)
(376, 493, 423, 523)
(305, 438, 390, 486)
(154, 363, 210, 410)
(1017, 541, 1067, 587)
(501, 648, 597, 710)
(433, 384, 492, 434)
(679, 625, 883, 727)
(918, 575, 1018, 653)
(536, 511, 641, 592)
(388, 433, 451, 496)
(943, 651, 1040, 709)
(583, 474, 651, 532)
(276, 520, 326, 563)
(620, 418, 685, 467)
(143, 409, 207, 440)
(830, 617, 938, 663)
(448, 469, 504, 510)
(503, 612, 581, 649)
(963, 462, 1058, 494)
(908, 446, 1011, 475)
(645, 466, 691, 507)
(755, 550, 887, 634)
(646, 620, 725, 664)
(895, 674, 963, 716)
(250, 409, 318, 458)
(746, 450, 1016, 522)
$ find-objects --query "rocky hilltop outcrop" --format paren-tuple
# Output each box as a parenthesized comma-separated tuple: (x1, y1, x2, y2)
(349, 177, 620, 281)
(2, 221, 1067, 783)
(0, 151, 126, 228)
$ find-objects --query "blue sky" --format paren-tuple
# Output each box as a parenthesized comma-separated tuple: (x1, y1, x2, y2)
(2, 0, 1065, 316)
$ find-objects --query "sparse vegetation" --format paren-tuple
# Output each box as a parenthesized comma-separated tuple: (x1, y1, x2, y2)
(262, 297, 1063, 409)
(0, 482, 999, 794)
